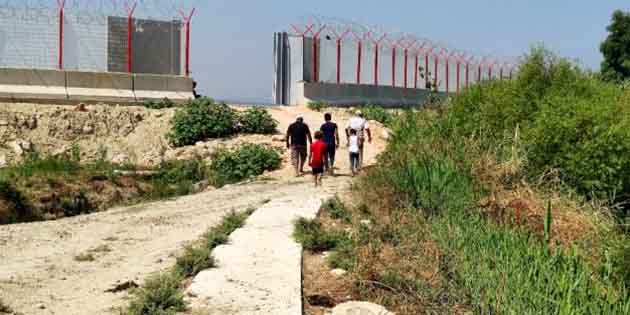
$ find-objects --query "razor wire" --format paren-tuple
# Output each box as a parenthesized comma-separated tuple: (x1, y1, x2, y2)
(289, 15, 520, 90)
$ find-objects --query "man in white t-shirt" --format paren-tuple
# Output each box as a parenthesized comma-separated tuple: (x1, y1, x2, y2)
(345, 110, 372, 169)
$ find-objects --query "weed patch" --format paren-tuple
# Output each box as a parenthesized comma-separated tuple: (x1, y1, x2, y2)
(168, 98, 238, 147)
(140, 98, 177, 110)
(127, 272, 186, 315)
(0, 300, 12, 314)
(293, 218, 350, 252)
(74, 252, 96, 262)
(208, 144, 281, 187)
(237, 107, 278, 134)
(307, 100, 328, 112)
(322, 196, 352, 223)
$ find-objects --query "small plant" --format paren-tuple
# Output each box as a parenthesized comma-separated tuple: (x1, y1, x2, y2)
(322, 196, 352, 223)
(0, 180, 38, 224)
(168, 98, 238, 147)
(142, 98, 177, 109)
(238, 107, 278, 134)
(293, 217, 350, 252)
(208, 144, 282, 187)
(174, 245, 214, 278)
(358, 104, 396, 126)
(307, 100, 328, 112)
(127, 272, 186, 315)
(74, 252, 96, 262)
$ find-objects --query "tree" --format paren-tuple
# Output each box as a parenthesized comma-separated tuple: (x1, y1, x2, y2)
(601, 10, 630, 81)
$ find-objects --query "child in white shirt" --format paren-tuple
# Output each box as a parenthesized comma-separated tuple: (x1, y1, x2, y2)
(348, 129, 360, 176)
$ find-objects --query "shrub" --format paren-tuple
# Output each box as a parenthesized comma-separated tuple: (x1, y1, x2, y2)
(127, 273, 185, 315)
(307, 100, 328, 112)
(448, 46, 630, 204)
(168, 98, 237, 147)
(208, 144, 281, 187)
(0, 300, 12, 313)
(141, 98, 177, 109)
(174, 245, 214, 278)
(0, 180, 38, 224)
(322, 196, 352, 223)
(155, 159, 207, 184)
(293, 217, 350, 252)
(238, 107, 278, 134)
(359, 104, 395, 126)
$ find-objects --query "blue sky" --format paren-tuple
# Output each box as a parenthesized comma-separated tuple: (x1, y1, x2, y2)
(189, 1, 630, 103)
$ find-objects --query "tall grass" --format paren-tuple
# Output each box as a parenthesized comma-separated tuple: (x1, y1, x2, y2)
(348, 106, 630, 312)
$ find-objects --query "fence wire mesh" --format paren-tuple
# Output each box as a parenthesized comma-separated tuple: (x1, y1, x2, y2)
(0, 0, 199, 74)
(289, 16, 519, 93)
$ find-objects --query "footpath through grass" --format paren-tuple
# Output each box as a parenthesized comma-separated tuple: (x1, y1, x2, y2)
(295, 48, 630, 314)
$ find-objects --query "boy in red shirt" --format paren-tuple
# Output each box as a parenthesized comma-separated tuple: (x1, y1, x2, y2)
(309, 131, 327, 187)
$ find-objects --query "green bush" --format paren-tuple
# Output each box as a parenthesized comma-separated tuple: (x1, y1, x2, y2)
(155, 159, 207, 184)
(0, 180, 38, 224)
(448, 46, 630, 204)
(168, 98, 237, 147)
(359, 104, 395, 126)
(174, 245, 214, 278)
(238, 107, 278, 134)
(127, 273, 185, 315)
(141, 98, 177, 109)
(322, 196, 352, 223)
(307, 100, 328, 112)
(208, 144, 281, 187)
(293, 217, 350, 252)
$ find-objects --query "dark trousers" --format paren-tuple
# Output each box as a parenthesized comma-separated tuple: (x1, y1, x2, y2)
(324, 143, 336, 171)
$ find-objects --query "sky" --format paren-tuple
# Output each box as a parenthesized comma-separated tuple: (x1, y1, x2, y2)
(189, 0, 630, 103)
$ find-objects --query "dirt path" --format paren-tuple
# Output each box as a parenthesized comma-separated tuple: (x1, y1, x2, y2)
(0, 177, 347, 315)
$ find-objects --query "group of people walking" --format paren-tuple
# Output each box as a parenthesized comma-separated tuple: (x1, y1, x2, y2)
(285, 110, 372, 186)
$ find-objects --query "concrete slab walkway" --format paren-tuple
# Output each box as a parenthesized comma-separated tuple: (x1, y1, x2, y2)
(187, 191, 330, 314)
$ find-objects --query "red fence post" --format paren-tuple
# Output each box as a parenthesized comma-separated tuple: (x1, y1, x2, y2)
(391, 45, 396, 87)
(477, 62, 482, 82)
(179, 8, 196, 77)
(433, 53, 439, 89)
(57, 0, 66, 70)
(401, 38, 416, 89)
(312, 26, 326, 82)
(331, 28, 350, 84)
(350, 31, 363, 85)
(126, 2, 137, 73)
(414, 53, 418, 89)
(367, 33, 387, 86)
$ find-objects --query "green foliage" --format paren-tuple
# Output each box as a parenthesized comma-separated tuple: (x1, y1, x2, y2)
(208, 144, 281, 187)
(307, 100, 328, 112)
(448, 46, 630, 204)
(322, 196, 352, 223)
(238, 107, 278, 134)
(141, 98, 177, 110)
(293, 217, 351, 252)
(0, 180, 38, 224)
(432, 210, 630, 314)
(168, 98, 238, 147)
(127, 273, 186, 315)
(10, 153, 81, 178)
(358, 104, 396, 126)
(174, 245, 214, 278)
(155, 159, 207, 184)
(601, 10, 630, 81)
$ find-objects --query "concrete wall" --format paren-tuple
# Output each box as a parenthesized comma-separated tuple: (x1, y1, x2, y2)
(294, 82, 445, 107)
(63, 15, 108, 71)
(0, 67, 193, 104)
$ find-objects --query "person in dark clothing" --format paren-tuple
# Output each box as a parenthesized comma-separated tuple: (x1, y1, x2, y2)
(286, 116, 312, 176)
(193, 81, 201, 99)
(320, 113, 339, 175)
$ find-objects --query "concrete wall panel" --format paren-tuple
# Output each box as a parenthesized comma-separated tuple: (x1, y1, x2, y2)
(318, 37, 337, 83)
(340, 41, 358, 84)
(66, 70, 135, 102)
(378, 46, 392, 87)
(361, 44, 374, 86)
